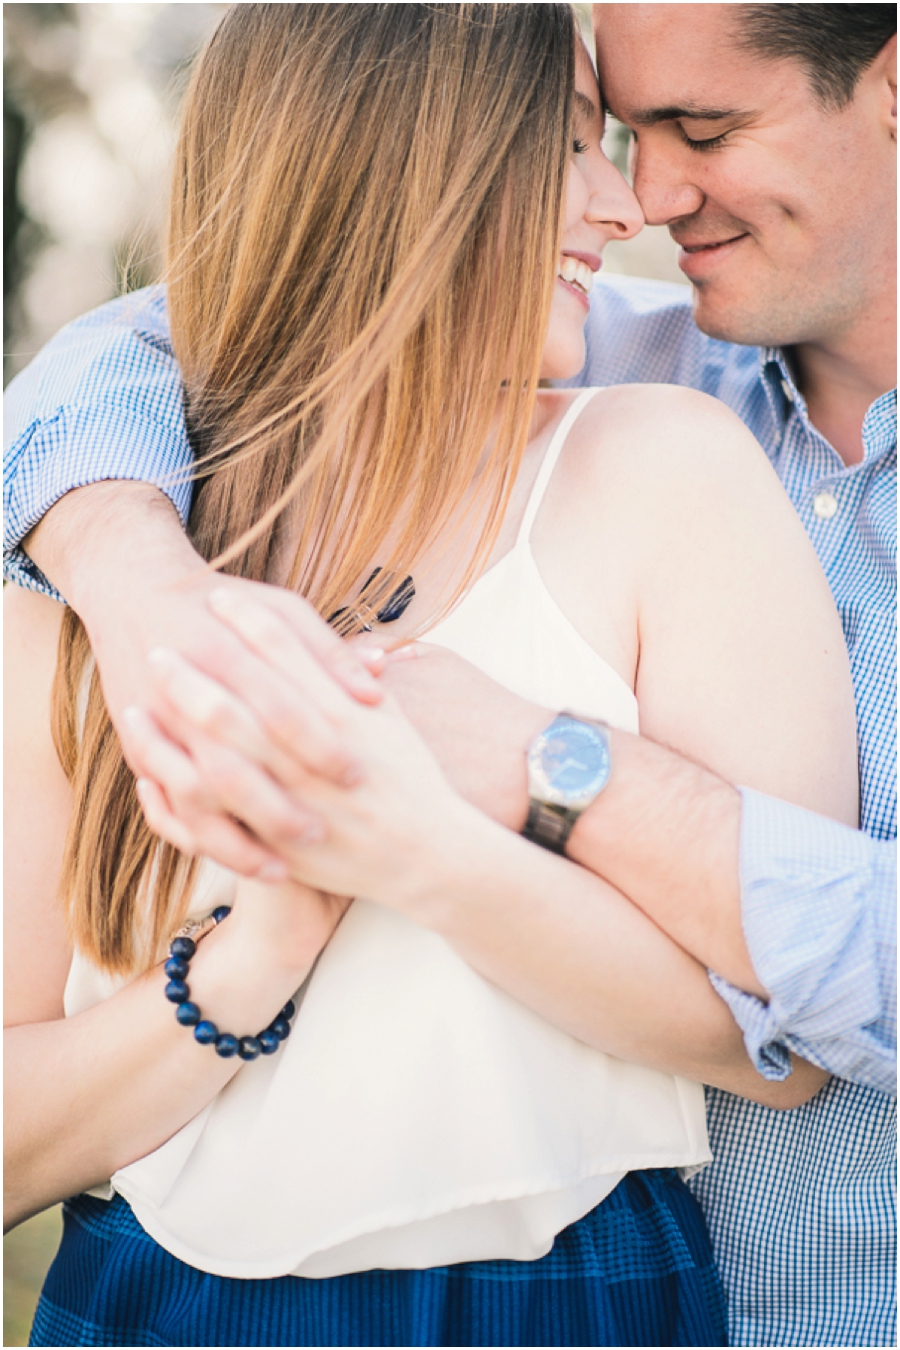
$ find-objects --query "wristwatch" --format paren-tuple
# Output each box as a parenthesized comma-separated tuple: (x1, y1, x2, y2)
(522, 713, 611, 853)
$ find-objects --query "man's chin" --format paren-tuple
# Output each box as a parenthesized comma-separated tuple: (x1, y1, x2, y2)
(688, 286, 782, 349)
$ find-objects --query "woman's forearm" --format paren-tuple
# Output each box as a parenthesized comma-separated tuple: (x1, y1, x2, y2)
(4, 894, 322, 1231)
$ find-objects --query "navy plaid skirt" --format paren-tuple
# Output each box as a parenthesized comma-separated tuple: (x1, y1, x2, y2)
(30, 1169, 725, 1347)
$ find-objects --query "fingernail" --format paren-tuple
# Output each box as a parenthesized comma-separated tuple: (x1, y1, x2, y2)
(358, 647, 385, 667)
(385, 643, 420, 664)
(208, 589, 236, 615)
(257, 859, 288, 882)
(135, 777, 152, 799)
(147, 646, 177, 669)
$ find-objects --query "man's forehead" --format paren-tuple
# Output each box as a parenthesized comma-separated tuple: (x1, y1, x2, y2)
(593, 2, 738, 52)
(593, 3, 775, 119)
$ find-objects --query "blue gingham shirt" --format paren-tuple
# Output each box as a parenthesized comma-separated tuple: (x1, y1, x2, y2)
(4, 279, 897, 1345)
(573, 277, 897, 1348)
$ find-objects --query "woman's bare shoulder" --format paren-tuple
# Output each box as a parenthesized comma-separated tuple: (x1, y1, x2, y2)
(549, 388, 857, 824)
(554, 383, 797, 541)
(567, 383, 772, 479)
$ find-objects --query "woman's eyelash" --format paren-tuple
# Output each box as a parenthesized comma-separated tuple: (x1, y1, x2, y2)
(573, 137, 589, 155)
(680, 128, 728, 152)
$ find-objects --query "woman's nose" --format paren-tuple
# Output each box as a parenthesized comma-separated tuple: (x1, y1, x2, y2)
(590, 157, 644, 240)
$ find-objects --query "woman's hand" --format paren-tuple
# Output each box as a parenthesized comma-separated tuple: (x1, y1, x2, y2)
(124, 589, 477, 904)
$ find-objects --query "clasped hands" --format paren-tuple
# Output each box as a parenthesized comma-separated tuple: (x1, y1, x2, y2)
(119, 587, 548, 905)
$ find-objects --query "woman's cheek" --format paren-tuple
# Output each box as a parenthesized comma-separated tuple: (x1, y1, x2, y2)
(539, 297, 588, 381)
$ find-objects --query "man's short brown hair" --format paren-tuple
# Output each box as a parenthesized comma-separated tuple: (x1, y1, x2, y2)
(737, 4, 897, 108)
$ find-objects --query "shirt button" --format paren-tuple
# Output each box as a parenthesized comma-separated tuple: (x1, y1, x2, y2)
(813, 491, 838, 520)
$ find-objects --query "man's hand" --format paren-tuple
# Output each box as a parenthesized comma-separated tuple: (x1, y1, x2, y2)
(25, 482, 384, 877)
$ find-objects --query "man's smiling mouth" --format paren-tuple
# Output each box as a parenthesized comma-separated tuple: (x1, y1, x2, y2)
(677, 234, 748, 253)
(673, 232, 752, 279)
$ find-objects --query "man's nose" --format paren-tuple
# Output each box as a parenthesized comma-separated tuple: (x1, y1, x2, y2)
(631, 141, 704, 227)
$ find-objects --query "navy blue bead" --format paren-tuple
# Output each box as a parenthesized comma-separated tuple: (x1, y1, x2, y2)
(164, 906, 284, 1063)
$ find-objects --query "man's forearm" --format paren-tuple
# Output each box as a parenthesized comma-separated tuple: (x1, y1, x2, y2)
(395, 795, 823, 1105)
(567, 730, 763, 996)
(384, 648, 762, 996)
(24, 481, 202, 616)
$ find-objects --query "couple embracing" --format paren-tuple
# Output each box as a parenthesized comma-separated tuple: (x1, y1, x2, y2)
(4, 4, 895, 1347)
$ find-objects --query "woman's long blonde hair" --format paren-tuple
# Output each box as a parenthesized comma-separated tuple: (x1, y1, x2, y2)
(53, 2, 576, 972)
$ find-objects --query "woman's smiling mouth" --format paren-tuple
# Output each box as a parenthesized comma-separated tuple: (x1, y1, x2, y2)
(557, 253, 598, 307)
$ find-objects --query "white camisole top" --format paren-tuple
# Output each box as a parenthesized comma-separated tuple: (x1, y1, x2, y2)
(65, 390, 710, 1280)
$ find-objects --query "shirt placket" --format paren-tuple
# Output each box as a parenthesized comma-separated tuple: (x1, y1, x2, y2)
(765, 361, 876, 581)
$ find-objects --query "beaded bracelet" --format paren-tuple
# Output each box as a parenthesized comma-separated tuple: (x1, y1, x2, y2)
(164, 905, 296, 1061)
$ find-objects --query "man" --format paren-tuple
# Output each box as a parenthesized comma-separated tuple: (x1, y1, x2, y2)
(574, 7, 896, 1345)
(4, 4, 896, 1344)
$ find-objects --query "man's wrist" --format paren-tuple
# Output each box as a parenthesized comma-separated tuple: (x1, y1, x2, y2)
(522, 714, 612, 853)
(25, 482, 202, 620)
(503, 704, 551, 832)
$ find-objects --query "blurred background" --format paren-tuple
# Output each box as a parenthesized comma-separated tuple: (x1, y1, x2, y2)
(4, 2, 224, 387)
(3, 5, 684, 1342)
(4, 2, 685, 389)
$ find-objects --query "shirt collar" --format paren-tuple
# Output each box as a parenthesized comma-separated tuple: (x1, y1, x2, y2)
(862, 389, 898, 461)
(757, 346, 897, 466)
(756, 347, 805, 446)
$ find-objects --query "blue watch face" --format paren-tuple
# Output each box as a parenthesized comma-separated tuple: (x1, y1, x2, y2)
(539, 720, 610, 798)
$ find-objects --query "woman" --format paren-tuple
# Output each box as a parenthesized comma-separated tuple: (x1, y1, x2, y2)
(5, 5, 858, 1346)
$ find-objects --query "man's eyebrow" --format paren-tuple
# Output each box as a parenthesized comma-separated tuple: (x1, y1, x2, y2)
(574, 90, 598, 121)
(628, 103, 745, 127)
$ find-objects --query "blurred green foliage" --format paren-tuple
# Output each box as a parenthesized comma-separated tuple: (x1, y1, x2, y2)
(4, 1207, 63, 1347)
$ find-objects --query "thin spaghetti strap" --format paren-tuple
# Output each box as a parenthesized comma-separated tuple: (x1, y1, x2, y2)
(515, 389, 597, 545)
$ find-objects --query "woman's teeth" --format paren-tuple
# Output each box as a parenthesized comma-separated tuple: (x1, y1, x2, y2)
(557, 256, 595, 295)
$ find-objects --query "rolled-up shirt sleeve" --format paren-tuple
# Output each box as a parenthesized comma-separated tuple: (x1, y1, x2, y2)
(4, 287, 193, 601)
(709, 787, 896, 1095)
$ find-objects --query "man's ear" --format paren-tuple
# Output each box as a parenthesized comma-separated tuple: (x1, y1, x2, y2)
(878, 33, 897, 140)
